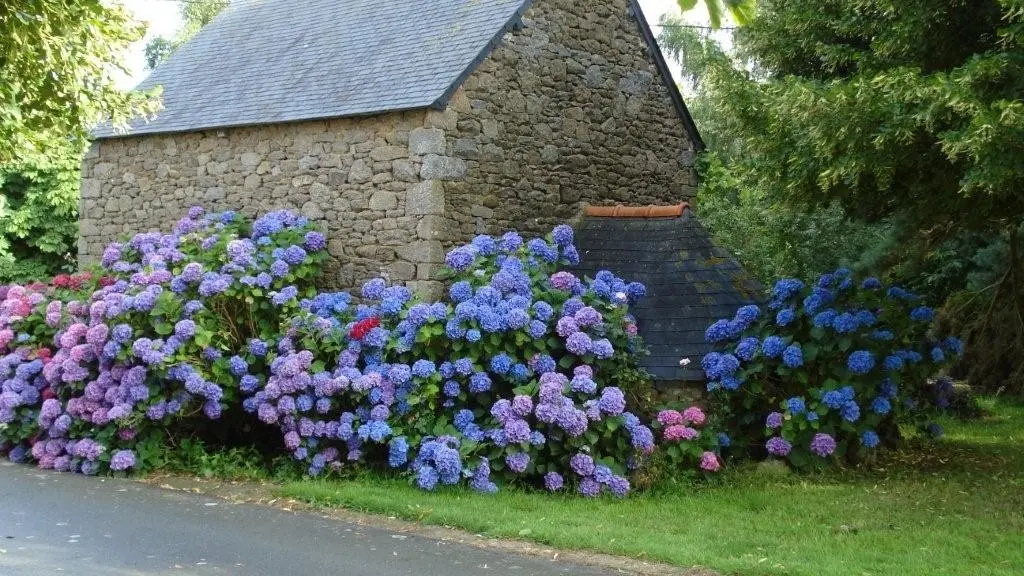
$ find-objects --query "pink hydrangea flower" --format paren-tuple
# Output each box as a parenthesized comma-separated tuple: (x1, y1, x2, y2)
(683, 406, 706, 426)
(700, 451, 721, 472)
(657, 409, 684, 426)
(663, 425, 698, 441)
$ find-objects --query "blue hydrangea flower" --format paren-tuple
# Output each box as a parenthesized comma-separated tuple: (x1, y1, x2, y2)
(883, 355, 904, 372)
(735, 337, 760, 361)
(871, 396, 891, 415)
(847, 350, 875, 374)
(771, 278, 805, 302)
(449, 281, 473, 303)
(388, 437, 409, 467)
(412, 360, 436, 378)
(776, 308, 796, 327)
(832, 313, 858, 334)
(782, 345, 803, 368)
(861, 430, 880, 448)
(841, 401, 860, 422)
(705, 319, 737, 343)
(552, 224, 574, 246)
(786, 397, 806, 415)
(943, 336, 964, 356)
(735, 304, 761, 326)
(861, 277, 882, 289)
(489, 353, 513, 375)
(717, 433, 731, 448)
(762, 336, 785, 358)
(813, 309, 837, 328)
(910, 306, 935, 323)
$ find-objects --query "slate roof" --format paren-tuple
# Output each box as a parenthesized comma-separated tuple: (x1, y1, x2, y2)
(94, 0, 533, 137)
(94, 0, 703, 147)
(575, 207, 762, 382)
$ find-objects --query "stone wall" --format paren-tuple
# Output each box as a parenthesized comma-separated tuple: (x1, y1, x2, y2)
(436, 0, 698, 241)
(79, 112, 459, 295)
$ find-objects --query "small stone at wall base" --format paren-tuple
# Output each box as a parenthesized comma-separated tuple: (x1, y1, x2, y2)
(406, 280, 444, 301)
(396, 240, 444, 264)
(386, 261, 417, 281)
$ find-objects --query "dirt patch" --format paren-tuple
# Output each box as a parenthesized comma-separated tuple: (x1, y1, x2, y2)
(140, 473, 717, 576)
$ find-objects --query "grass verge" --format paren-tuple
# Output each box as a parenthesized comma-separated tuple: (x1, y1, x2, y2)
(277, 399, 1024, 576)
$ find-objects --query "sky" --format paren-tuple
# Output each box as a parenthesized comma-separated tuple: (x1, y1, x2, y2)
(118, 0, 712, 87)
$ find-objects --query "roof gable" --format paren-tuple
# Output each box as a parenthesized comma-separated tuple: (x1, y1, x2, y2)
(574, 207, 762, 381)
(95, 0, 531, 137)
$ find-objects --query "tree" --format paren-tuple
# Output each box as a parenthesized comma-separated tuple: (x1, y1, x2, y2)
(0, 143, 82, 282)
(663, 0, 1024, 393)
(144, 37, 176, 71)
(676, 0, 756, 29)
(0, 1, 161, 161)
(145, 0, 229, 69)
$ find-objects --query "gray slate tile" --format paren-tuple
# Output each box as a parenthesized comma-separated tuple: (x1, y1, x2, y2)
(575, 211, 763, 383)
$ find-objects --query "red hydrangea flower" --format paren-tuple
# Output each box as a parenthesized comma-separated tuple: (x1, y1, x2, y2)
(349, 317, 380, 341)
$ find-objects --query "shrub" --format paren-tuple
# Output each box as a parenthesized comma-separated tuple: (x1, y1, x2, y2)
(0, 208, 326, 473)
(649, 405, 724, 475)
(0, 207, 681, 496)
(232, 225, 660, 496)
(0, 145, 81, 282)
(701, 269, 963, 468)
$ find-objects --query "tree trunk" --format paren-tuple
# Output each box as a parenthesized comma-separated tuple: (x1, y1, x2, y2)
(1009, 220, 1024, 341)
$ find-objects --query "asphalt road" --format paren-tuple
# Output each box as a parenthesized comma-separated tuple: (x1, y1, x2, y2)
(0, 462, 610, 575)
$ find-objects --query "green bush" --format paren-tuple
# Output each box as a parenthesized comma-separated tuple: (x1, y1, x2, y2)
(0, 146, 81, 282)
(701, 269, 963, 468)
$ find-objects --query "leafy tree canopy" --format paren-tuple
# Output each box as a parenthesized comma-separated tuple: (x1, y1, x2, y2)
(667, 0, 1024, 239)
(677, 0, 757, 29)
(0, 142, 82, 282)
(0, 1, 161, 161)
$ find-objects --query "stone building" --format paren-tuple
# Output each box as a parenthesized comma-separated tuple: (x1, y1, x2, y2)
(80, 0, 703, 298)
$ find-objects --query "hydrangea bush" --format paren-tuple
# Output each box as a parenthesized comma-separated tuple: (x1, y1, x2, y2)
(701, 269, 963, 467)
(229, 224, 663, 495)
(0, 208, 326, 473)
(1, 208, 715, 496)
(649, 405, 723, 474)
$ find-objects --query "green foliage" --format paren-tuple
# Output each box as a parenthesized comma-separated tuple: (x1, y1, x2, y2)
(159, 438, 296, 481)
(0, 1, 161, 160)
(668, 0, 1023, 238)
(145, 0, 229, 69)
(695, 151, 887, 284)
(677, 0, 756, 29)
(0, 145, 82, 282)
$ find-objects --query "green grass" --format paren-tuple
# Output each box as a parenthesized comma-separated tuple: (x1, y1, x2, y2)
(278, 399, 1024, 576)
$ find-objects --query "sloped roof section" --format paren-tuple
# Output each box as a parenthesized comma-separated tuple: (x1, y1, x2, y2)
(575, 207, 762, 382)
(94, 0, 532, 138)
